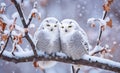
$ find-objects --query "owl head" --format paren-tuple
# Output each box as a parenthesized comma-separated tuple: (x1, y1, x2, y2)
(60, 19, 80, 34)
(39, 17, 60, 33)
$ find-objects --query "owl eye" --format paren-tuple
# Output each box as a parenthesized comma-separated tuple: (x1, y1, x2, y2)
(54, 25, 57, 27)
(46, 24, 50, 27)
(68, 26, 72, 28)
(61, 26, 64, 28)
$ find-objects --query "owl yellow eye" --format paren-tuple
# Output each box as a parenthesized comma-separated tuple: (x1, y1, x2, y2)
(68, 26, 72, 28)
(61, 26, 64, 28)
(46, 24, 50, 27)
(54, 25, 57, 27)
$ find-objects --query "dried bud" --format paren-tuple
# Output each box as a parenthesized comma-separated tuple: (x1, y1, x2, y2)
(2, 34, 8, 41)
(106, 19, 112, 28)
(33, 61, 39, 68)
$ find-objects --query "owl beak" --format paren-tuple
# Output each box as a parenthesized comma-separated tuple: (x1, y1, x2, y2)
(50, 28, 53, 31)
(65, 29, 67, 32)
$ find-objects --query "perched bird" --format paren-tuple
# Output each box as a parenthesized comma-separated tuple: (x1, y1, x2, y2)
(34, 17, 60, 71)
(59, 19, 90, 73)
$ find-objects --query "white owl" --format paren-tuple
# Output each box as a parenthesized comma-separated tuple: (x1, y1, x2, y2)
(59, 19, 90, 73)
(34, 17, 60, 71)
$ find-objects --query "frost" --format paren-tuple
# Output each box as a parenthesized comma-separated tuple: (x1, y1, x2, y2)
(89, 45, 103, 55)
(0, 15, 13, 25)
(2, 50, 34, 58)
(12, 12, 19, 19)
(105, 44, 109, 49)
(87, 18, 107, 27)
(56, 52, 67, 58)
(83, 54, 120, 68)
(0, 2, 6, 7)
(31, 9, 38, 14)
(37, 50, 46, 56)
(15, 45, 24, 52)
(33, 1, 37, 8)
(29, 23, 35, 28)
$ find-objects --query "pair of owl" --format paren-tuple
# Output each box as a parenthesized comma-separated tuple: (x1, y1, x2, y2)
(34, 17, 90, 73)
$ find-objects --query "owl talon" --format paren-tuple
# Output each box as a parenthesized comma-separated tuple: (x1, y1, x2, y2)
(76, 68, 80, 73)
(50, 53, 56, 57)
(12, 52, 15, 56)
(54, 52, 57, 57)
(44, 52, 47, 55)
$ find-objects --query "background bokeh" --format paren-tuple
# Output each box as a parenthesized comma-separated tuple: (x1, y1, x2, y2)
(0, 0, 120, 73)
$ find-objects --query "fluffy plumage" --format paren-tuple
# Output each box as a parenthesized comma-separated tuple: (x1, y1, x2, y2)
(59, 19, 90, 73)
(60, 19, 89, 60)
(34, 17, 60, 70)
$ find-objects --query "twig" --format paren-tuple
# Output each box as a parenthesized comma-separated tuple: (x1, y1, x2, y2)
(0, 38, 9, 56)
(97, 11, 107, 45)
(11, 0, 27, 28)
(0, 32, 11, 56)
(27, 15, 33, 27)
(91, 48, 107, 56)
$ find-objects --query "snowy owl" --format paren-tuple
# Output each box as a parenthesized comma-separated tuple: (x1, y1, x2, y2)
(34, 17, 60, 70)
(59, 19, 90, 73)
(60, 19, 89, 60)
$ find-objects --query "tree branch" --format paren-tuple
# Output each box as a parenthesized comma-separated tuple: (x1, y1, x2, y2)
(0, 51, 120, 72)
(11, 0, 38, 57)
(97, 0, 113, 45)
(97, 11, 107, 45)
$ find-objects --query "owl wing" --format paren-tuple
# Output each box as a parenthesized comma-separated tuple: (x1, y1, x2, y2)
(77, 27, 88, 40)
(52, 38, 61, 52)
(36, 31, 50, 52)
(68, 31, 87, 59)
(78, 30, 90, 51)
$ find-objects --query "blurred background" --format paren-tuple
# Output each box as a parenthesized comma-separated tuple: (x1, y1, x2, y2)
(0, 0, 120, 73)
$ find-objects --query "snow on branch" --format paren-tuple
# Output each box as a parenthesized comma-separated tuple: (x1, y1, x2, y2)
(0, 50, 120, 72)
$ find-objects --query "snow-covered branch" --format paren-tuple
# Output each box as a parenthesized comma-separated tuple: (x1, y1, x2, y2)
(0, 50, 120, 72)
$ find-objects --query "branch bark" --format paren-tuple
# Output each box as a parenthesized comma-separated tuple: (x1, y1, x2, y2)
(0, 51, 120, 72)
